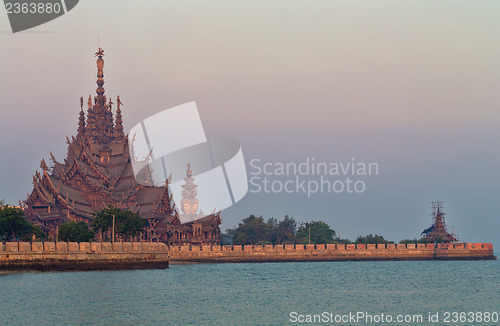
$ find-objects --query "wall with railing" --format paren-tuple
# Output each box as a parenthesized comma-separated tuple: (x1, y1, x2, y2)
(0, 241, 495, 267)
(0, 241, 169, 270)
(166, 242, 495, 262)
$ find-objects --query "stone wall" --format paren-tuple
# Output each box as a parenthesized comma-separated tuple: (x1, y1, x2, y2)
(0, 242, 169, 271)
(167, 242, 496, 263)
(1, 242, 495, 269)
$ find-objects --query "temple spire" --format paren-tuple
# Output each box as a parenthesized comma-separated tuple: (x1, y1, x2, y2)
(180, 163, 199, 219)
(86, 94, 96, 138)
(115, 96, 124, 137)
(95, 47, 106, 106)
(91, 47, 114, 143)
(77, 96, 86, 137)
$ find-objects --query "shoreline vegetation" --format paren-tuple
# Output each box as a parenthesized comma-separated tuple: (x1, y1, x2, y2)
(4, 201, 436, 246)
(1, 202, 147, 243)
(223, 214, 433, 246)
(1, 201, 496, 271)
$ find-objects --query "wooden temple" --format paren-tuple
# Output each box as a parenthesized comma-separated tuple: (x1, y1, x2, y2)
(421, 201, 456, 243)
(22, 48, 221, 245)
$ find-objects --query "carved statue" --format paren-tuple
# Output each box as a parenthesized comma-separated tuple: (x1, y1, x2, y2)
(117, 96, 123, 109)
(95, 47, 104, 57)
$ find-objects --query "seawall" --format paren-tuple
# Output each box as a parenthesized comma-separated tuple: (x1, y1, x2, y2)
(167, 243, 496, 263)
(1, 242, 495, 270)
(0, 242, 169, 271)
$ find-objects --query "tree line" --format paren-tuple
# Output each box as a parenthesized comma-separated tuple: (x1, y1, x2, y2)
(55, 207, 146, 242)
(0, 201, 145, 242)
(223, 215, 395, 245)
(1, 200, 440, 244)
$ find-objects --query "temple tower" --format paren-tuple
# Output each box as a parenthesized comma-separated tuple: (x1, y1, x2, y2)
(90, 47, 114, 144)
(24, 48, 221, 244)
(180, 163, 200, 222)
(423, 202, 457, 243)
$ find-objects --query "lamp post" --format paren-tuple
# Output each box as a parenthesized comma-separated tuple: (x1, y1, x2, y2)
(112, 214, 115, 244)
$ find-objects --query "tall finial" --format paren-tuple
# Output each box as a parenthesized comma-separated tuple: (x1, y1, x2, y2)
(77, 97, 86, 137)
(95, 47, 105, 103)
(86, 94, 96, 138)
(92, 47, 114, 143)
(180, 162, 199, 217)
(95, 47, 104, 57)
(117, 96, 123, 110)
(115, 96, 124, 138)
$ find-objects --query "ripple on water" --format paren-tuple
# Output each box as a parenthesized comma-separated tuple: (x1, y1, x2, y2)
(0, 260, 498, 325)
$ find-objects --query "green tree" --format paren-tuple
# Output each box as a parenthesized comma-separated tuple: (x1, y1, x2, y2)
(91, 207, 119, 235)
(226, 216, 337, 245)
(91, 207, 146, 241)
(226, 215, 299, 245)
(275, 215, 297, 244)
(116, 210, 147, 239)
(57, 221, 94, 242)
(0, 201, 46, 241)
(296, 221, 336, 244)
(266, 217, 279, 244)
(226, 215, 272, 245)
(355, 234, 394, 244)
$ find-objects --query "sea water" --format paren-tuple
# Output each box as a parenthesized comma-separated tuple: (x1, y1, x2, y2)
(1, 260, 499, 325)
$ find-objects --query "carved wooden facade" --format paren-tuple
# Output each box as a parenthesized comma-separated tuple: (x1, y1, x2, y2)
(23, 48, 221, 245)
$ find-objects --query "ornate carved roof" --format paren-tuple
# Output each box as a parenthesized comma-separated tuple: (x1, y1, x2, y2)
(24, 48, 221, 245)
(25, 48, 176, 226)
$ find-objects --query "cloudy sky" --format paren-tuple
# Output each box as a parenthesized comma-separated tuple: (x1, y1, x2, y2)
(1, 1, 499, 248)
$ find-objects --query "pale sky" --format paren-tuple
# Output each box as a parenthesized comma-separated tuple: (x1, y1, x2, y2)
(1, 1, 499, 248)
